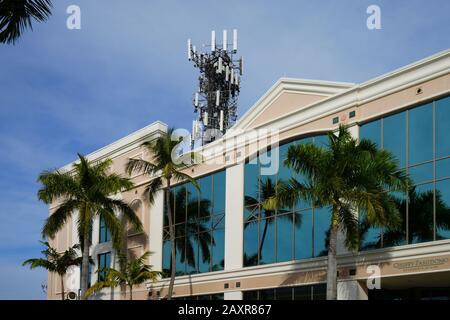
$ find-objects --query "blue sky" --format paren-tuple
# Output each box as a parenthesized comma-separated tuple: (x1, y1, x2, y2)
(0, 0, 449, 299)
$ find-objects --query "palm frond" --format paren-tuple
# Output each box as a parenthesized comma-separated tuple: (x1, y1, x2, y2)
(42, 199, 78, 238)
(144, 177, 163, 205)
(37, 170, 79, 204)
(0, 0, 53, 44)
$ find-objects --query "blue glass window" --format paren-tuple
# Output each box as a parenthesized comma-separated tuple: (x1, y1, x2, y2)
(162, 170, 225, 276)
(276, 213, 294, 262)
(97, 252, 111, 281)
(408, 162, 433, 185)
(408, 184, 434, 244)
(383, 112, 406, 168)
(436, 179, 450, 240)
(360, 119, 381, 148)
(408, 103, 433, 165)
(436, 96, 450, 158)
(259, 217, 276, 265)
(243, 221, 258, 267)
(295, 210, 313, 259)
(314, 206, 331, 257)
(99, 215, 111, 243)
(359, 95, 450, 249)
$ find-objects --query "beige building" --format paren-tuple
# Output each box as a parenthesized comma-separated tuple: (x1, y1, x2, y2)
(48, 49, 450, 300)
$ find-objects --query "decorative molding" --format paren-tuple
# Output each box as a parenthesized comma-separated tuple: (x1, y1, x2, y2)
(147, 239, 450, 290)
(59, 121, 167, 173)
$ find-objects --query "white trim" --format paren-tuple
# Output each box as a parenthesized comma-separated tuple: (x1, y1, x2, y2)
(147, 240, 450, 290)
(59, 121, 167, 172)
(233, 78, 355, 131)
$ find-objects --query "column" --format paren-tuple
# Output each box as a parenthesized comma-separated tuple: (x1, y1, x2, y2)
(149, 190, 164, 271)
(337, 280, 368, 300)
(224, 163, 244, 271)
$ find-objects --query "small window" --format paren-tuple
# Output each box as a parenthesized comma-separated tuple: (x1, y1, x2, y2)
(99, 215, 111, 243)
(332, 116, 339, 124)
(98, 252, 111, 281)
(349, 110, 356, 118)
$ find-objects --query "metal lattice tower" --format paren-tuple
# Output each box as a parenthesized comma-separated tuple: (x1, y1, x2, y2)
(188, 30, 243, 146)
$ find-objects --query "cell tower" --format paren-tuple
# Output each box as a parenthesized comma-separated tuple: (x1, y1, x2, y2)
(188, 29, 243, 146)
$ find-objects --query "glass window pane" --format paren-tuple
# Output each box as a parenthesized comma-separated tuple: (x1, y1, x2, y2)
(408, 184, 434, 244)
(360, 119, 381, 148)
(212, 214, 225, 229)
(384, 112, 406, 168)
(244, 162, 259, 201)
(174, 223, 185, 238)
(408, 162, 433, 185)
(312, 284, 326, 300)
(276, 214, 293, 262)
(185, 235, 198, 274)
(198, 175, 212, 202)
(408, 103, 433, 165)
(186, 182, 199, 224)
(314, 206, 331, 257)
(243, 290, 258, 300)
(259, 217, 276, 265)
(277, 143, 295, 212)
(198, 232, 211, 273)
(276, 287, 293, 300)
(212, 229, 225, 271)
(259, 288, 275, 300)
(359, 211, 382, 250)
(295, 210, 313, 260)
(213, 171, 226, 214)
(175, 237, 185, 276)
(436, 179, 450, 240)
(243, 222, 258, 267)
(198, 205, 211, 231)
(244, 205, 258, 221)
(383, 191, 407, 247)
(294, 285, 312, 300)
(313, 135, 329, 148)
(174, 185, 186, 224)
(436, 96, 450, 158)
(162, 239, 171, 275)
(259, 149, 275, 176)
(436, 158, 450, 179)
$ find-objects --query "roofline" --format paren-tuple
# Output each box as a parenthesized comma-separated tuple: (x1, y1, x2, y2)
(59, 120, 168, 172)
(198, 48, 450, 156)
(232, 78, 355, 131)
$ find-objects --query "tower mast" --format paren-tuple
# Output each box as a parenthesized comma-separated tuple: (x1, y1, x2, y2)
(188, 29, 243, 146)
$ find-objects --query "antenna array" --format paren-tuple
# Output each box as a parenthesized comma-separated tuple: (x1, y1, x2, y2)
(188, 29, 243, 145)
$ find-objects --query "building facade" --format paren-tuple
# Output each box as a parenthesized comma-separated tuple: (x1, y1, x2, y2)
(47, 49, 450, 300)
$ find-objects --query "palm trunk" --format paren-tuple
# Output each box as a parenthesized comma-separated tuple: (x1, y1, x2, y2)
(326, 208, 339, 300)
(60, 276, 65, 300)
(258, 218, 269, 260)
(80, 234, 90, 299)
(129, 285, 133, 300)
(166, 179, 176, 300)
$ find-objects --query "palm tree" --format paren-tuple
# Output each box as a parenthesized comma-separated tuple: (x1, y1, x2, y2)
(244, 177, 300, 262)
(38, 153, 143, 299)
(270, 125, 409, 299)
(126, 128, 199, 299)
(0, 0, 52, 44)
(23, 241, 83, 300)
(84, 251, 161, 300)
